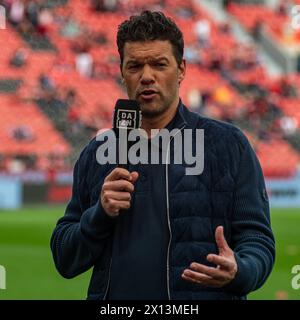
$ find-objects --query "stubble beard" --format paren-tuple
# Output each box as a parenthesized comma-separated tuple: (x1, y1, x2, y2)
(139, 94, 174, 119)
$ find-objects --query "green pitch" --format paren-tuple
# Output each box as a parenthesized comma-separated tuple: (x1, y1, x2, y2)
(0, 205, 299, 300)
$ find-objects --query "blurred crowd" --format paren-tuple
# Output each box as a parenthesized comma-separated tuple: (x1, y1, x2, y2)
(0, 0, 299, 174)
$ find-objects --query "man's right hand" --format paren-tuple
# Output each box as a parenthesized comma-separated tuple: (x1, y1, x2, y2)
(101, 168, 139, 218)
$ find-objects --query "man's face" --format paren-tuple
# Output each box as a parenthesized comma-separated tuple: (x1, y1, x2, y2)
(121, 40, 186, 119)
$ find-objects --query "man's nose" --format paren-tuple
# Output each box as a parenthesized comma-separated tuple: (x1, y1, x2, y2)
(140, 65, 155, 85)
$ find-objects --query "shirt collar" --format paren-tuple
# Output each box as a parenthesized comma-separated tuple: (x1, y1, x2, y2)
(165, 99, 187, 131)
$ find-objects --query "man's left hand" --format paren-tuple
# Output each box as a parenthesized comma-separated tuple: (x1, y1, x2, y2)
(181, 226, 238, 288)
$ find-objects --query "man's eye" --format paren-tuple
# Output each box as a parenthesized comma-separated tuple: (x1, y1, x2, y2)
(129, 65, 140, 69)
(156, 63, 166, 67)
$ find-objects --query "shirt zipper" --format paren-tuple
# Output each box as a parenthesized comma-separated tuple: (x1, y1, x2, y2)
(103, 256, 112, 300)
(165, 124, 186, 300)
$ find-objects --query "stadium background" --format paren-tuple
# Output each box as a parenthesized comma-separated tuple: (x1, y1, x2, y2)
(0, 0, 299, 299)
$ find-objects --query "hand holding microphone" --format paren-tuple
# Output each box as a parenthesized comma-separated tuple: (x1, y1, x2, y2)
(101, 168, 139, 217)
(101, 99, 142, 217)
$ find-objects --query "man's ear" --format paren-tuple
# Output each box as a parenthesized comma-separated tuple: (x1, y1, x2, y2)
(178, 59, 186, 84)
(120, 64, 125, 84)
(120, 63, 123, 77)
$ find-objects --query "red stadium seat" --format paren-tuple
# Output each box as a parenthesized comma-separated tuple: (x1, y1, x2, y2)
(0, 0, 299, 176)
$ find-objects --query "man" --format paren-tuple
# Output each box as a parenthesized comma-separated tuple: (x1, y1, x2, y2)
(51, 11, 275, 300)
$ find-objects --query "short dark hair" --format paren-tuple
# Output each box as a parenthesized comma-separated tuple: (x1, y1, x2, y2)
(117, 11, 184, 67)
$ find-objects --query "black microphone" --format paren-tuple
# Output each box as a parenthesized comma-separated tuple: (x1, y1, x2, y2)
(113, 99, 142, 169)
